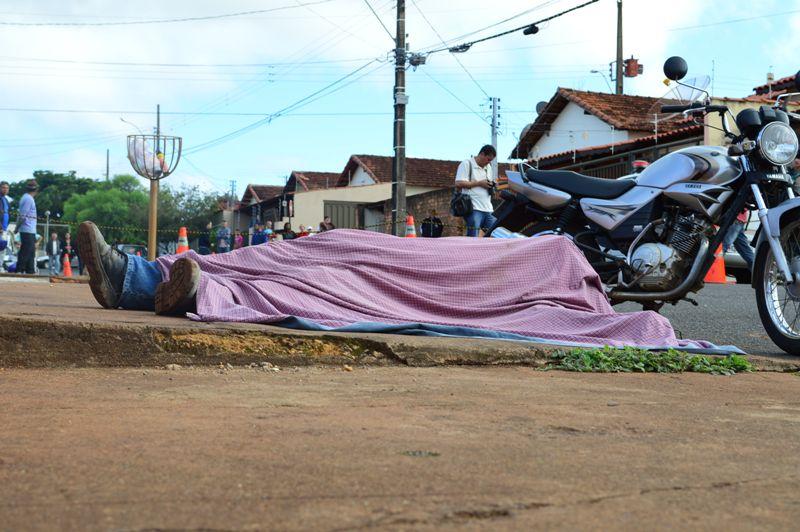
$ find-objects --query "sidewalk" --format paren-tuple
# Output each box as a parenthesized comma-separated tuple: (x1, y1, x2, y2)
(0, 277, 796, 370)
(0, 277, 561, 369)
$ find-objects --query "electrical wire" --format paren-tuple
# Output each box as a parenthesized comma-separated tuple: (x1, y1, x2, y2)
(419, 70, 489, 125)
(171, 0, 395, 131)
(361, 0, 394, 42)
(0, 0, 338, 27)
(423, 0, 600, 55)
(0, 55, 379, 68)
(410, 0, 489, 99)
(416, 0, 563, 51)
(184, 60, 387, 155)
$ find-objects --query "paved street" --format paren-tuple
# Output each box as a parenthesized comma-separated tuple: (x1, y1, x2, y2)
(618, 282, 788, 359)
(1, 367, 799, 531)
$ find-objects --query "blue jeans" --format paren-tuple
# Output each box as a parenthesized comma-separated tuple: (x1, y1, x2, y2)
(49, 254, 60, 275)
(118, 254, 163, 310)
(723, 221, 755, 270)
(464, 210, 497, 237)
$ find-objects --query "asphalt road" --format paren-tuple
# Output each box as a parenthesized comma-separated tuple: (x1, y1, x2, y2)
(618, 282, 789, 359)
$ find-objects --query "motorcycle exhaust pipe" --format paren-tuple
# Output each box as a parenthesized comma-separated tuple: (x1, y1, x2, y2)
(609, 237, 709, 303)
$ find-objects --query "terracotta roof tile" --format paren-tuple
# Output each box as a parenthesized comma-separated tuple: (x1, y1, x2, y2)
(536, 123, 704, 167)
(753, 75, 796, 95)
(510, 88, 692, 159)
(292, 171, 340, 191)
(344, 154, 513, 188)
(241, 184, 284, 205)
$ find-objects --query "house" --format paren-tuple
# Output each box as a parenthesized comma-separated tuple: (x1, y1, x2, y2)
(287, 155, 461, 232)
(510, 88, 692, 161)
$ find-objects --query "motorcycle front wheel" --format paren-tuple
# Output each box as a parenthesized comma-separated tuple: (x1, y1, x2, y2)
(754, 218, 800, 355)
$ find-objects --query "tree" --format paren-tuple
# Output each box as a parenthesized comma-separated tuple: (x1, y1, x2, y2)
(63, 186, 149, 244)
(8, 171, 98, 217)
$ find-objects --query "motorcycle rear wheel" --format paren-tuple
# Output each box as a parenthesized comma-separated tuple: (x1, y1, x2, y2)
(754, 219, 800, 355)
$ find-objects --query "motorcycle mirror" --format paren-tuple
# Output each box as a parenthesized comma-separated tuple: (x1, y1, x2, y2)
(663, 56, 688, 81)
(795, 70, 800, 92)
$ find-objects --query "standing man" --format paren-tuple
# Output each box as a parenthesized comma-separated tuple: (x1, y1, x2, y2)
(455, 145, 497, 237)
(46, 232, 62, 275)
(216, 220, 231, 254)
(16, 180, 38, 274)
(0, 181, 10, 233)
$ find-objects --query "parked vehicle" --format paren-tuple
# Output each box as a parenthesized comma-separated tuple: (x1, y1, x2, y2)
(491, 56, 800, 354)
(115, 243, 148, 256)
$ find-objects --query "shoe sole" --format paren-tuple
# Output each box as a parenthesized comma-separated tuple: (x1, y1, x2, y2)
(155, 258, 199, 315)
(77, 221, 119, 309)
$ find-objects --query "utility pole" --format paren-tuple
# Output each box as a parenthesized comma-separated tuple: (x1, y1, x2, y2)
(105, 149, 110, 181)
(490, 97, 500, 179)
(229, 179, 237, 230)
(615, 0, 623, 95)
(390, 0, 407, 237)
(147, 104, 160, 261)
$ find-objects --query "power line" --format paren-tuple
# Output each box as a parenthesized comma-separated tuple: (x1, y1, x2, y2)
(184, 60, 387, 155)
(668, 8, 800, 31)
(0, 55, 378, 68)
(419, 69, 490, 125)
(410, 0, 489, 99)
(0, 106, 545, 117)
(0, 0, 338, 27)
(362, 0, 394, 41)
(424, 0, 600, 55)
(416, 0, 563, 51)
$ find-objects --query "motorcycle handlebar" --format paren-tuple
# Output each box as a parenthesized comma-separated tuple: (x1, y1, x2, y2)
(660, 104, 692, 113)
(660, 103, 728, 114)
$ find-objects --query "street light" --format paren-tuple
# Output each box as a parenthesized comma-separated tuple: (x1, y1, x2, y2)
(126, 134, 182, 260)
(590, 69, 614, 93)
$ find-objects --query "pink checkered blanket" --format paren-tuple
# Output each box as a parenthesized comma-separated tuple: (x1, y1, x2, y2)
(156, 230, 712, 349)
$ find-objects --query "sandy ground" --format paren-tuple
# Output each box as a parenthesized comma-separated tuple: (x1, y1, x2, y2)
(2, 366, 800, 531)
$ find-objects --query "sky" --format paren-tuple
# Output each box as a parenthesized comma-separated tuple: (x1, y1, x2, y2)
(0, 0, 798, 197)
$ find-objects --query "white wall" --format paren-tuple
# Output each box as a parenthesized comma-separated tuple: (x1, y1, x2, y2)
(529, 102, 635, 159)
(349, 166, 376, 186)
(288, 183, 437, 229)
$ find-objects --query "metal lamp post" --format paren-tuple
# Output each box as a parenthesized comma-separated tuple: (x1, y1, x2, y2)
(126, 133, 182, 260)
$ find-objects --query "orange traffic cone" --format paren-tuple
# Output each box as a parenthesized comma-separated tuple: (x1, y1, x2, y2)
(176, 226, 189, 253)
(61, 253, 73, 278)
(404, 215, 417, 238)
(704, 244, 727, 284)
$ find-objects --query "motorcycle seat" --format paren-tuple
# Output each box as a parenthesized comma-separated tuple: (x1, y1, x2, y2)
(525, 168, 635, 200)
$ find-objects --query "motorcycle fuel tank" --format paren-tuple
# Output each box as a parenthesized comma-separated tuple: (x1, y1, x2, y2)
(635, 146, 741, 188)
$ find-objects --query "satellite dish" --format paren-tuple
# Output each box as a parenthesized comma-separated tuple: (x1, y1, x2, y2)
(648, 75, 711, 124)
(520, 123, 534, 138)
(535, 101, 548, 114)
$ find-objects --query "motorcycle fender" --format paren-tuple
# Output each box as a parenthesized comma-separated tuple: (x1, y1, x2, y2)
(754, 197, 800, 247)
(752, 197, 800, 288)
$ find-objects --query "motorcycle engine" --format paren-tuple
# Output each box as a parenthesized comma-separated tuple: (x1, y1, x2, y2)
(629, 243, 682, 291)
(629, 213, 709, 291)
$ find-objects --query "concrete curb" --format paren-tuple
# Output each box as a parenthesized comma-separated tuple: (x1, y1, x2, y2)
(0, 316, 561, 369)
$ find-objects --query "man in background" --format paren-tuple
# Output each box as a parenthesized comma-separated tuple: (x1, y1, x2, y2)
(216, 220, 231, 253)
(454, 145, 497, 237)
(0, 181, 10, 233)
(46, 232, 62, 275)
(16, 180, 38, 274)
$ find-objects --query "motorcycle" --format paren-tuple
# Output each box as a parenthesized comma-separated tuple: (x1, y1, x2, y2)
(490, 56, 800, 355)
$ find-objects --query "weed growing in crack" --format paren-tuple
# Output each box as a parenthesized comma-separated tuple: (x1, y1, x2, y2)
(546, 346, 752, 375)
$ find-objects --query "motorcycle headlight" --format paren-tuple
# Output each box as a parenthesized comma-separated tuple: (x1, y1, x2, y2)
(758, 122, 799, 166)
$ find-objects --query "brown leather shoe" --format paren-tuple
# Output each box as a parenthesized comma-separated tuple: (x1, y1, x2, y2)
(155, 257, 200, 315)
(77, 221, 128, 309)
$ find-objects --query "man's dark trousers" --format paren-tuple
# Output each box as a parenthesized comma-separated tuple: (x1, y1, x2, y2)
(17, 233, 36, 274)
